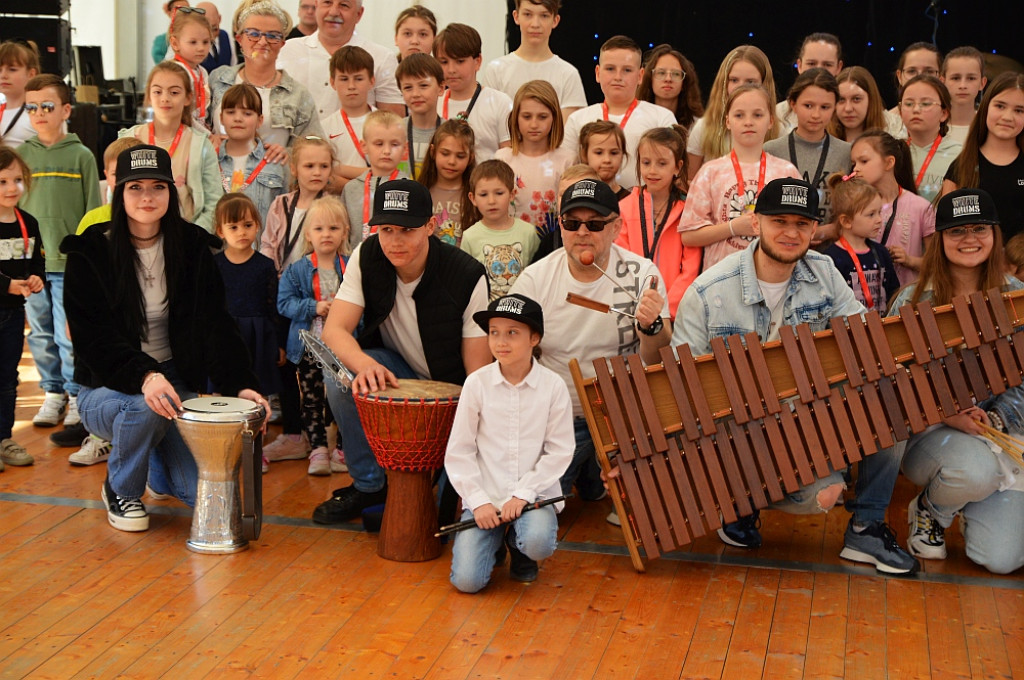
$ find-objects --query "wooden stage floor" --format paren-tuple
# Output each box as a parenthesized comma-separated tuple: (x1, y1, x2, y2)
(0, 354, 1022, 679)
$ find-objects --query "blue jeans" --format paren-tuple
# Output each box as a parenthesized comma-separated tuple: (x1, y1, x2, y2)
(559, 418, 606, 501)
(25, 272, 77, 396)
(847, 443, 904, 524)
(449, 505, 558, 593)
(0, 307, 25, 439)
(77, 363, 199, 505)
(324, 348, 417, 493)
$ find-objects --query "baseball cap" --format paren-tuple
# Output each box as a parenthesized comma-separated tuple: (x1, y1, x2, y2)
(367, 178, 434, 228)
(559, 179, 619, 217)
(472, 294, 544, 337)
(754, 178, 819, 221)
(935, 188, 1000, 231)
(116, 144, 174, 186)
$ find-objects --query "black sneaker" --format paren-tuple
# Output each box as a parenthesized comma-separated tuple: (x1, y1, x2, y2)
(840, 519, 920, 574)
(312, 485, 387, 524)
(49, 422, 88, 447)
(506, 524, 538, 582)
(717, 509, 762, 548)
(101, 477, 148, 532)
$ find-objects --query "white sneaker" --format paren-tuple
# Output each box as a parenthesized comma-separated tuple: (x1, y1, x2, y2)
(33, 392, 67, 427)
(307, 447, 330, 476)
(68, 435, 111, 466)
(64, 395, 81, 427)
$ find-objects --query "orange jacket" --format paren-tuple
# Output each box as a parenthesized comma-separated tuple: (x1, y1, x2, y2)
(615, 187, 701, 320)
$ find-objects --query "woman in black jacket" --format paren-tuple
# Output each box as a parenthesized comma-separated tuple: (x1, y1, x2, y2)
(62, 144, 268, 532)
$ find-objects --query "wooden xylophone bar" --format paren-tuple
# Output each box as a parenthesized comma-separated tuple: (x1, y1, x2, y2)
(570, 288, 1024, 572)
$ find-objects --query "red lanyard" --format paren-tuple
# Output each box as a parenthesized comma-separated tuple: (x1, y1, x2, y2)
(14, 208, 30, 259)
(311, 251, 345, 302)
(341, 111, 366, 162)
(602, 99, 639, 129)
(730, 150, 767, 210)
(149, 123, 186, 157)
(913, 135, 943, 189)
(441, 84, 482, 121)
(837, 236, 875, 310)
(363, 169, 400, 231)
(223, 156, 269, 192)
(174, 55, 206, 115)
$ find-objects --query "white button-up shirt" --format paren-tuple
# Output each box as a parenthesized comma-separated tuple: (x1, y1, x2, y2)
(445, 360, 574, 512)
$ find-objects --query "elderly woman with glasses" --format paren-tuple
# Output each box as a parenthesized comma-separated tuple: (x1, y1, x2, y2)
(208, 0, 324, 158)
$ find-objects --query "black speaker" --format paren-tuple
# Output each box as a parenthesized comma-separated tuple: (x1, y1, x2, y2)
(0, 0, 68, 15)
(0, 17, 71, 77)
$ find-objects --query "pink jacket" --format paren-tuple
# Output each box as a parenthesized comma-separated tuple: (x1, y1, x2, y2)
(261, 190, 298, 273)
(615, 187, 701, 320)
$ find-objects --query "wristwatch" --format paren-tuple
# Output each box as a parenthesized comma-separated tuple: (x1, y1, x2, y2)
(636, 317, 664, 336)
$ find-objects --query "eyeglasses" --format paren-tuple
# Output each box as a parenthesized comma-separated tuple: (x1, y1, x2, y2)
(240, 28, 285, 44)
(24, 101, 57, 114)
(652, 69, 684, 82)
(900, 100, 939, 111)
(946, 224, 992, 239)
(561, 217, 616, 232)
(901, 67, 939, 78)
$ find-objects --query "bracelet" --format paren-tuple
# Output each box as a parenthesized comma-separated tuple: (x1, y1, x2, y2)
(729, 219, 736, 237)
(987, 410, 1005, 432)
(142, 372, 164, 389)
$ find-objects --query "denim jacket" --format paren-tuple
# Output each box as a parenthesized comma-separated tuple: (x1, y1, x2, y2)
(208, 65, 325, 144)
(278, 253, 347, 364)
(888, 276, 1024, 433)
(672, 239, 865, 356)
(216, 138, 287, 222)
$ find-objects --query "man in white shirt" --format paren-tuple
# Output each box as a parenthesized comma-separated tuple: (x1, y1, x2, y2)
(313, 179, 490, 524)
(278, 0, 404, 120)
(511, 179, 671, 506)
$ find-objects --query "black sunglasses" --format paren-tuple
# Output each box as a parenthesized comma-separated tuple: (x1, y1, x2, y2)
(561, 217, 616, 232)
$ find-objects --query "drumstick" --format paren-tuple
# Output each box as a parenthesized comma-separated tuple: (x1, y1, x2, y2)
(580, 251, 639, 301)
(434, 494, 575, 536)
(566, 292, 636, 318)
(979, 423, 1024, 467)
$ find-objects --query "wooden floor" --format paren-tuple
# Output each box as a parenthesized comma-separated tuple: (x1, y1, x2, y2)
(1, 351, 1022, 680)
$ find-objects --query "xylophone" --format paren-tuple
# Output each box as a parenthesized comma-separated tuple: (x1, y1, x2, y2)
(570, 288, 1024, 572)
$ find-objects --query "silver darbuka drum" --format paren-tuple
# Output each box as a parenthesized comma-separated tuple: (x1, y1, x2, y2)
(177, 397, 265, 554)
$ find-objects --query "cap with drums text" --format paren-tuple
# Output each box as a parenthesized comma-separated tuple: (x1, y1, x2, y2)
(754, 178, 819, 221)
(473, 293, 545, 337)
(559, 179, 619, 217)
(935, 188, 1000, 231)
(367, 178, 434, 228)
(116, 144, 174, 186)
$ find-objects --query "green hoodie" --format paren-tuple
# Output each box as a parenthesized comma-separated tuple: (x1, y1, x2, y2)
(17, 133, 102, 273)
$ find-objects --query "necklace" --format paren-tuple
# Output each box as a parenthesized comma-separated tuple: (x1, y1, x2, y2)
(131, 231, 161, 243)
(243, 67, 277, 89)
(136, 240, 162, 288)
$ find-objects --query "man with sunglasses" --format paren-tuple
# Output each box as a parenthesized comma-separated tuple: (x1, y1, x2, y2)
(278, 0, 405, 121)
(511, 179, 670, 511)
(672, 177, 920, 574)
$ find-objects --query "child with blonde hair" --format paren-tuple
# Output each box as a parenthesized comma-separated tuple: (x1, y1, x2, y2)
(0, 40, 40, 147)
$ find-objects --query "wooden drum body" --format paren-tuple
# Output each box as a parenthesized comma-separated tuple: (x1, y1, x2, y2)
(354, 380, 461, 562)
(178, 397, 266, 554)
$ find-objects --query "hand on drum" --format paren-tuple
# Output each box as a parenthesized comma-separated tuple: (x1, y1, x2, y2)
(238, 388, 271, 433)
(142, 372, 183, 420)
(474, 504, 501, 530)
(353, 362, 399, 394)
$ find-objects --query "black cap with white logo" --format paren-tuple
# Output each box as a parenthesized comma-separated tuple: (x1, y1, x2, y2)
(472, 293, 545, 337)
(367, 178, 434, 228)
(935, 188, 1000, 231)
(754, 178, 819, 221)
(116, 144, 174, 186)
(559, 179, 619, 217)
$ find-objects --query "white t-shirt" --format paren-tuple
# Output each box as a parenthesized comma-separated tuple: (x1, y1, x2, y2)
(947, 123, 972, 146)
(278, 31, 403, 122)
(510, 245, 669, 415)
(685, 116, 723, 159)
(322, 109, 371, 169)
(437, 86, 512, 162)
(0, 101, 36, 148)
(909, 135, 963, 204)
(562, 101, 676, 189)
(481, 53, 587, 110)
(776, 100, 798, 133)
(335, 241, 488, 380)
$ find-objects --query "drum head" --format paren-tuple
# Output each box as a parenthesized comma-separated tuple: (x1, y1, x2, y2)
(180, 396, 263, 423)
(370, 379, 462, 402)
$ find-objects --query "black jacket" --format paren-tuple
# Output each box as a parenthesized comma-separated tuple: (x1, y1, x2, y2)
(60, 221, 258, 396)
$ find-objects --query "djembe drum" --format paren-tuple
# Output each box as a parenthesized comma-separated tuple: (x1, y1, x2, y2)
(177, 397, 266, 554)
(354, 380, 461, 562)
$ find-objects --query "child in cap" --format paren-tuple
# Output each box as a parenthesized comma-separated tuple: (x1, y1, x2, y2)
(445, 293, 573, 591)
